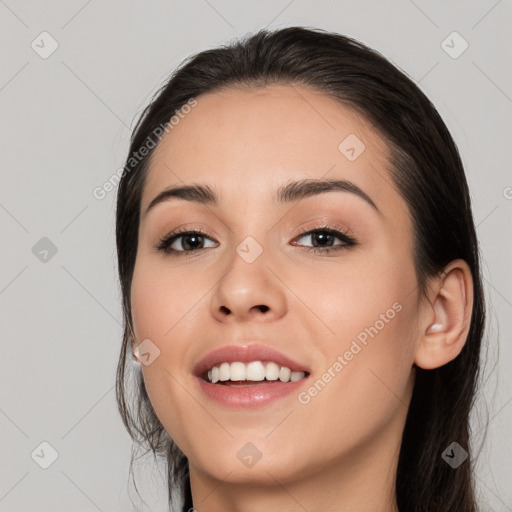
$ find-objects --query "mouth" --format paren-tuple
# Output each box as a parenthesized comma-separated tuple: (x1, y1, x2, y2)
(193, 343, 311, 407)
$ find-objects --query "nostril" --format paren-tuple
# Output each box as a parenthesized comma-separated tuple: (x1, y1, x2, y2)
(255, 305, 269, 312)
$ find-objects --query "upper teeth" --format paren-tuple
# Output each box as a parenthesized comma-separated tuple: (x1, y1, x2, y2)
(206, 361, 307, 383)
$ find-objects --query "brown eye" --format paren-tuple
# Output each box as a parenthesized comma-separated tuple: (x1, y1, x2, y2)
(292, 227, 357, 253)
(157, 230, 218, 254)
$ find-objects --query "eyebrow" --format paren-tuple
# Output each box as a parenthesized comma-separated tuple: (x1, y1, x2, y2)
(144, 178, 380, 216)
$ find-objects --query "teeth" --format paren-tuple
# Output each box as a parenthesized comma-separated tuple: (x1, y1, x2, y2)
(279, 366, 291, 382)
(246, 361, 265, 381)
(205, 361, 307, 384)
(265, 362, 279, 380)
(231, 361, 246, 381)
(219, 362, 230, 381)
(290, 371, 303, 382)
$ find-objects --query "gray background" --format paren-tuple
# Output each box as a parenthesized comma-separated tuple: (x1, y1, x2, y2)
(0, 1, 511, 511)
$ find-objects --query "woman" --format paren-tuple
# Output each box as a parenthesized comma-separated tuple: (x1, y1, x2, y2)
(115, 27, 486, 511)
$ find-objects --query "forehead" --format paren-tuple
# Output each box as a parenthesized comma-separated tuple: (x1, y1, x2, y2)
(141, 84, 398, 215)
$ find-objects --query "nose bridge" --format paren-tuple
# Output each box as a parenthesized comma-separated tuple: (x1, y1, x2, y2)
(209, 231, 287, 322)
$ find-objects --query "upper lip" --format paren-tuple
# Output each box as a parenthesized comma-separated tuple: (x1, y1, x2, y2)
(193, 344, 311, 378)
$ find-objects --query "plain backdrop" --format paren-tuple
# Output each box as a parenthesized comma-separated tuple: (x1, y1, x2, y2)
(0, 1, 511, 511)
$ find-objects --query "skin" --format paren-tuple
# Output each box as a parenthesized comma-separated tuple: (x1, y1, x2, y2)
(129, 85, 474, 512)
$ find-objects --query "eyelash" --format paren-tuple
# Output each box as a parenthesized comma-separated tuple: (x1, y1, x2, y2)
(155, 224, 357, 257)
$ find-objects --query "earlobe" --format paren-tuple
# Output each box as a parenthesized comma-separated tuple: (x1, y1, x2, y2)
(426, 322, 443, 333)
(130, 336, 141, 364)
(414, 259, 473, 370)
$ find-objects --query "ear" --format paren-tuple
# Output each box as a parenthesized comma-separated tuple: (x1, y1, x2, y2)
(414, 259, 474, 370)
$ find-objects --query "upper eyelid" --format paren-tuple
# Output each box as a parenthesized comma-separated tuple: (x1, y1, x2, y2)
(295, 224, 352, 237)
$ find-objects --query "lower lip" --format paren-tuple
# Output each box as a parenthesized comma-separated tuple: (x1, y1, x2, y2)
(195, 376, 309, 408)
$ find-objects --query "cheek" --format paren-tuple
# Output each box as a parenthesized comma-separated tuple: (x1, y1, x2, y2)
(291, 248, 418, 427)
(130, 258, 207, 342)
(289, 238, 417, 345)
(130, 262, 204, 452)
(293, 299, 417, 468)
(130, 257, 212, 389)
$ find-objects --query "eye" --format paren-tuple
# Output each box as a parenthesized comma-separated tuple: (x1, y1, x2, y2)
(156, 229, 218, 255)
(292, 225, 357, 254)
(156, 224, 357, 257)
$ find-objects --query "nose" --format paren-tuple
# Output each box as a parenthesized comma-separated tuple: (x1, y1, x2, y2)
(209, 243, 287, 323)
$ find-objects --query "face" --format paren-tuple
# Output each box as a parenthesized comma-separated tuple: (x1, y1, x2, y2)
(130, 85, 422, 489)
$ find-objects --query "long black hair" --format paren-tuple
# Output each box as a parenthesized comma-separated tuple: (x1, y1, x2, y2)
(115, 26, 486, 511)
